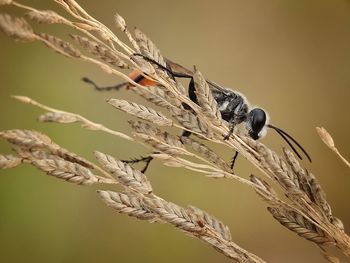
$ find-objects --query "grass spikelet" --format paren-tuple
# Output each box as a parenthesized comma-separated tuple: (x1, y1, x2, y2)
(26, 10, 65, 24)
(268, 207, 335, 246)
(0, 129, 93, 168)
(193, 67, 222, 124)
(130, 86, 179, 108)
(130, 121, 186, 155)
(257, 144, 297, 190)
(143, 197, 203, 233)
(283, 147, 332, 216)
(94, 151, 152, 194)
(200, 235, 251, 262)
(316, 127, 350, 168)
(28, 153, 99, 185)
(12, 95, 133, 141)
(143, 197, 262, 262)
(114, 13, 139, 51)
(188, 205, 232, 241)
(180, 136, 230, 171)
(108, 98, 173, 126)
(0, 14, 36, 41)
(70, 34, 129, 68)
(114, 13, 126, 31)
(316, 127, 335, 149)
(249, 174, 278, 202)
(330, 216, 345, 232)
(0, 129, 55, 149)
(38, 112, 79, 123)
(283, 147, 306, 189)
(308, 172, 332, 219)
(0, 154, 23, 169)
(171, 107, 213, 138)
(97, 190, 158, 221)
(134, 28, 166, 68)
(38, 33, 81, 58)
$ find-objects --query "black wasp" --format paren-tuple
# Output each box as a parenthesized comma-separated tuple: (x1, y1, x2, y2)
(83, 55, 311, 172)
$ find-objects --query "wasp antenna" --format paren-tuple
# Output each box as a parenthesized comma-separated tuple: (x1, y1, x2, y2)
(272, 127, 303, 160)
(267, 124, 312, 162)
(82, 77, 129, 91)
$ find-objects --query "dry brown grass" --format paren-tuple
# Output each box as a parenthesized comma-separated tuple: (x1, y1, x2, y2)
(0, 1, 349, 262)
(317, 127, 350, 168)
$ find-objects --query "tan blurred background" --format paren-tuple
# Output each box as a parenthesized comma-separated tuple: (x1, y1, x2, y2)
(0, 0, 350, 262)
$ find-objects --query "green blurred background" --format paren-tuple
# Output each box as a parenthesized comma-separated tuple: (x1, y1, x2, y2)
(0, 0, 350, 262)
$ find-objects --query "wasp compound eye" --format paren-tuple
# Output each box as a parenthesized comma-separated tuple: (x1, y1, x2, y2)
(249, 108, 266, 139)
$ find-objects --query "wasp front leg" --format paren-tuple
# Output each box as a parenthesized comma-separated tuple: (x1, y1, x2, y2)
(223, 117, 245, 140)
(223, 124, 235, 140)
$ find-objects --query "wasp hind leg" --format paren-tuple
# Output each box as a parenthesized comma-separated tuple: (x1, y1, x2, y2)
(121, 155, 154, 174)
(82, 77, 129, 91)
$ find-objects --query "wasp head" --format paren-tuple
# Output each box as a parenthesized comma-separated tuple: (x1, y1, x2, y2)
(247, 108, 267, 140)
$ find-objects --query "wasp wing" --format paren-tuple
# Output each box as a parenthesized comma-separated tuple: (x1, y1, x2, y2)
(165, 58, 231, 94)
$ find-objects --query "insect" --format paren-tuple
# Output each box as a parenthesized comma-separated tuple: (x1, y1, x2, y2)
(83, 55, 311, 172)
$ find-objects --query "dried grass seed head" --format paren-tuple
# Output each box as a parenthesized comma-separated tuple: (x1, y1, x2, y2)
(114, 13, 126, 31)
(188, 205, 232, 241)
(0, 14, 36, 42)
(94, 151, 152, 194)
(26, 152, 99, 185)
(130, 86, 177, 108)
(180, 136, 230, 172)
(70, 34, 129, 68)
(143, 197, 204, 233)
(0, 129, 93, 168)
(316, 127, 335, 149)
(193, 67, 222, 123)
(268, 206, 335, 246)
(38, 33, 81, 58)
(0, 154, 23, 169)
(129, 120, 186, 155)
(108, 98, 173, 126)
(26, 10, 65, 24)
(170, 107, 213, 138)
(97, 190, 158, 221)
(38, 112, 79, 123)
(134, 28, 166, 68)
(0, 129, 53, 149)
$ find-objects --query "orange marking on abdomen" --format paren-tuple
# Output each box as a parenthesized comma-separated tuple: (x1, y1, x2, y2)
(128, 70, 157, 87)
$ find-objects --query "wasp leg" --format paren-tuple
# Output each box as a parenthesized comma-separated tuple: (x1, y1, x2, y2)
(140, 156, 153, 173)
(230, 151, 239, 170)
(121, 155, 155, 173)
(180, 130, 191, 137)
(121, 156, 152, 164)
(82, 77, 129, 91)
(223, 124, 235, 140)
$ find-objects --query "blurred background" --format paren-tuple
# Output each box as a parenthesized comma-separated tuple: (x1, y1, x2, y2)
(0, 0, 350, 262)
